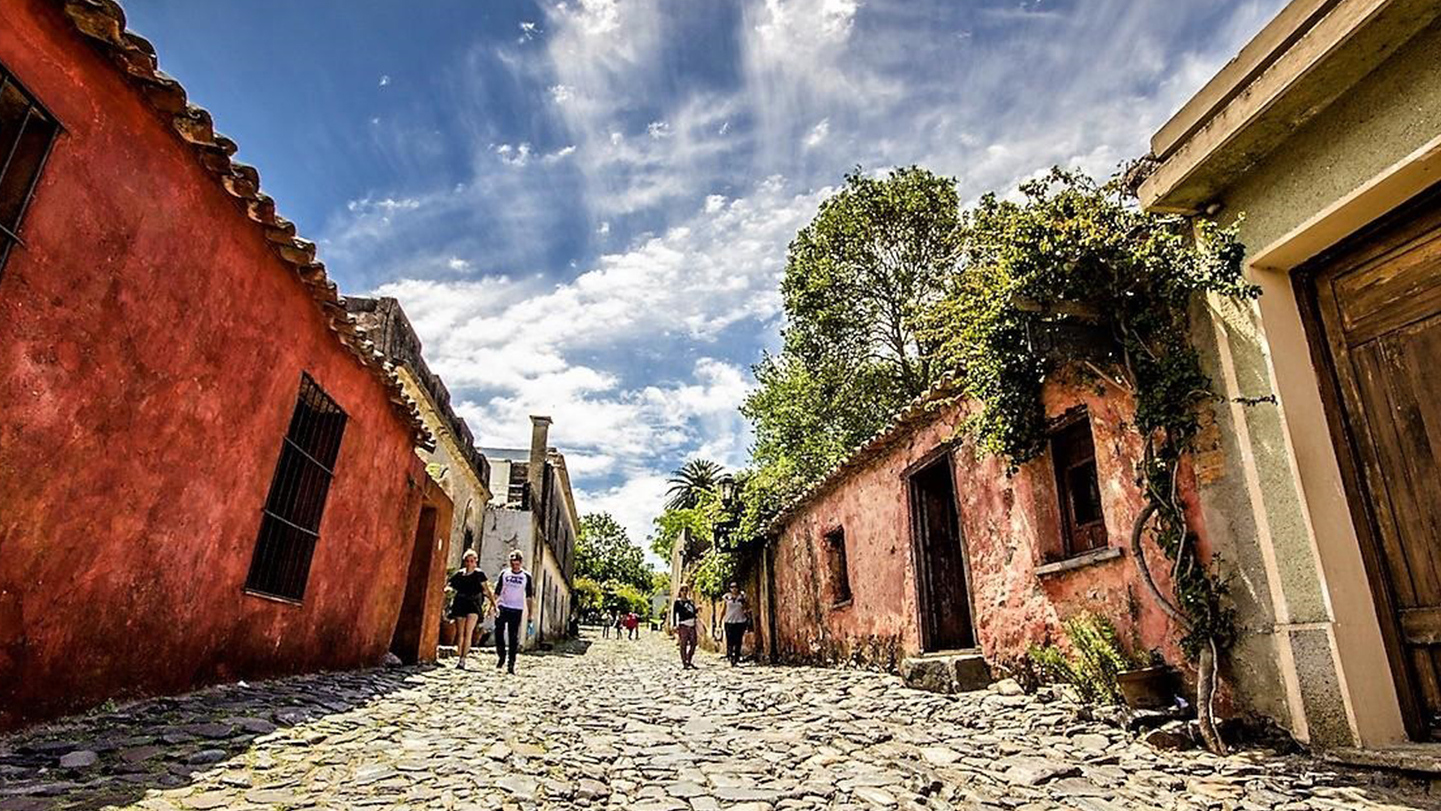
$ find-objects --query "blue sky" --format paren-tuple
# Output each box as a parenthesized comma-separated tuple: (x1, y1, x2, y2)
(122, 0, 1285, 549)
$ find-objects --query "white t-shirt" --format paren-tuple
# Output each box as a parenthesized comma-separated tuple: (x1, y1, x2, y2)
(723, 592, 748, 624)
(494, 568, 534, 611)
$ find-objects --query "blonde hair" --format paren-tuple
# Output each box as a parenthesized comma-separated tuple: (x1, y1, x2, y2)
(462, 549, 479, 561)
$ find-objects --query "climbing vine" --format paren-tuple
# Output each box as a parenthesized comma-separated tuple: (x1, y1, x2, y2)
(919, 168, 1258, 753)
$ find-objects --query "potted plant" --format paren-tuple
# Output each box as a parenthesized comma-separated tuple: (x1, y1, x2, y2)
(1117, 650, 1178, 710)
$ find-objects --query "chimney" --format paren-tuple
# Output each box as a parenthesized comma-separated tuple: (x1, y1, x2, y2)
(527, 416, 552, 514)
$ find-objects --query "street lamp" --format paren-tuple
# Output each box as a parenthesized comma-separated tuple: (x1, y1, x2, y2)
(717, 474, 737, 505)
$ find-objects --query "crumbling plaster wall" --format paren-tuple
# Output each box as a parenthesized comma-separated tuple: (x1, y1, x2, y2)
(770, 376, 1203, 680)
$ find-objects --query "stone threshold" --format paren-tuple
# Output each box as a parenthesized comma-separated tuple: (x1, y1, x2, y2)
(1322, 744, 1441, 775)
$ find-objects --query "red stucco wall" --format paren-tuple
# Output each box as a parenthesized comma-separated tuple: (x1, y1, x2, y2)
(0, 1, 429, 728)
(769, 375, 1208, 679)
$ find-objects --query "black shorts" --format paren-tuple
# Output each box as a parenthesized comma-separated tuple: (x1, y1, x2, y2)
(450, 596, 482, 619)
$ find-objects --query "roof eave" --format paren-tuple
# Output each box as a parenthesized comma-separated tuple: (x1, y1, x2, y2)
(1140, 0, 1441, 213)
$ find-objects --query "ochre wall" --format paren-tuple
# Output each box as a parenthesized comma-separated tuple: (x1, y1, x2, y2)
(0, 0, 428, 728)
(770, 376, 1203, 680)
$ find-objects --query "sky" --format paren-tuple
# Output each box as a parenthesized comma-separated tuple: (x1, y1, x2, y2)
(121, 0, 1286, 554)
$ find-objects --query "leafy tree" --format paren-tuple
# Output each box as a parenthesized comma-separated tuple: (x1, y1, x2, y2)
(780, 165, 961, 397)
(572, 576, 604, 614)
(741, 167, 963, 504)
(665, 459, 723, 510)
(576, 512, 651, 592)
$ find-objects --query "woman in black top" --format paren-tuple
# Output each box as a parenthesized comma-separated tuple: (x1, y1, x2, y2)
(673, 584, 699, 669)
(447, 549, 496, 670)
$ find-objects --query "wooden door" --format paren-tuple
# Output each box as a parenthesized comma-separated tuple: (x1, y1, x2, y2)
(1302, 185, 1441, 739)
(909, 456, 975, 651)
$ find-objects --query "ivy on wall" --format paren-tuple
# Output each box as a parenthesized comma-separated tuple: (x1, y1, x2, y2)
(919, 169, 1258, 753)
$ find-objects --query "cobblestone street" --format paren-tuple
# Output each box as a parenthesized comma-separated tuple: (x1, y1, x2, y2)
(3, 630, 1438, 811)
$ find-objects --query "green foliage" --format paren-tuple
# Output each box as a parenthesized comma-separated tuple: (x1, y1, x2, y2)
(919, 168, 1255, 656)
(576, 512, 652, 593)
(572, 576, 604, 614)
(665, 459, 724, 511)
(602, 580, 651, 615)
(740, 166, 964, 516)
(1027, 613, 1142, 704)
(650, 492, 722, 562)
(690, 546, 737, 600)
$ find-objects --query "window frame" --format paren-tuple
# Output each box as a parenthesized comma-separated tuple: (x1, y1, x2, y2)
(823, 525, 852, 608)
(0, 63, 62, 278)
(1049, 410, 1108, 560)
(244, 373, 348, 604)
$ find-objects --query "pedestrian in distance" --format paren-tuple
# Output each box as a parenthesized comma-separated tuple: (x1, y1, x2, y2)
(614, 611, 625, 640)
(447, 549, 497, 670)
(604, 609, 617, 639)
(722, 581, 749, 666)
(625, 611, 639, 640)
(673, 584, 699, 669)
(493, 550, 536, 674)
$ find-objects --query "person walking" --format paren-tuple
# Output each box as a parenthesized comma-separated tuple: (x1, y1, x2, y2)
(493, 550, 535, 674)
(603, 609, 615, 639)
(625, 612, 639, 640)
(673, 584, 699, 669)
(722, 581, 749, 666)
(613, 611, 625, 640)
(447, 549, 496, 670)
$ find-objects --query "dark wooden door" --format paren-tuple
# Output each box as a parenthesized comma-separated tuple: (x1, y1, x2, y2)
(910, 457, 975, 651)
(1303, 186, 1441, 738)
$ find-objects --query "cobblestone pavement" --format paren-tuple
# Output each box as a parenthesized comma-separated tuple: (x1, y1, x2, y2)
(3, 630, 1439, 810)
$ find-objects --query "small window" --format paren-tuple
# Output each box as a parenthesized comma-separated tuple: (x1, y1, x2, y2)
(0, 66, 60, 277)
(1051, 414, 1106, 557)
(824, 526, 852, 606)
(246, 374, 348, 602)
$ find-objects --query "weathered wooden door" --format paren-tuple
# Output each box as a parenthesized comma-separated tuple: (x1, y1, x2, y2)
(909, 456, 975, 651)
(1303, 186, 1441, 738)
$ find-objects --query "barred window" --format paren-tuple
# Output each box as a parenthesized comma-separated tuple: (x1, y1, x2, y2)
(0, 65, 60, 277)
(825, 526, 852, 606)
(246, 374, 348, 602)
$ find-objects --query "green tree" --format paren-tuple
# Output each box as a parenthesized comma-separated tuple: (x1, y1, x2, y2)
(576, 512, 651, 592)
(665, 459, 723, 510)
(742, 166, 963, 502)
(572, 576, 604, 615)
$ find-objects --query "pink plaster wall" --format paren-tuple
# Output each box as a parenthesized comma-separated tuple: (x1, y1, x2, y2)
(769, 374, 1209, 678)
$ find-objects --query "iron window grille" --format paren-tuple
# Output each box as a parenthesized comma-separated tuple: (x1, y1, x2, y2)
(825, 526, 852, 606)
(1050, 412, 1107, 558)
(245, 374, 348, 602)
(0, 64, 60, 278)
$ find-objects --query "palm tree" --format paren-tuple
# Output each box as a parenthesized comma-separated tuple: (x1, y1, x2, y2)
(665, 459, 723, 510)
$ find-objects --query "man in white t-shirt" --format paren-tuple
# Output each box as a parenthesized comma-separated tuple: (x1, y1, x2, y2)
(493, 550, 536, 674)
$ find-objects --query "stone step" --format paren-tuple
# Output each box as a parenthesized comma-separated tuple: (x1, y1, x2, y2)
(899, 651, 991, 694)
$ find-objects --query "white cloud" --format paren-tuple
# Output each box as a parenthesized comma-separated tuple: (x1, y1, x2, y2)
(378, 74, 391, 87)
(495, 142, 532, 166)
(804, 118, 830, 149)
(320, 0, 1292, 547)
